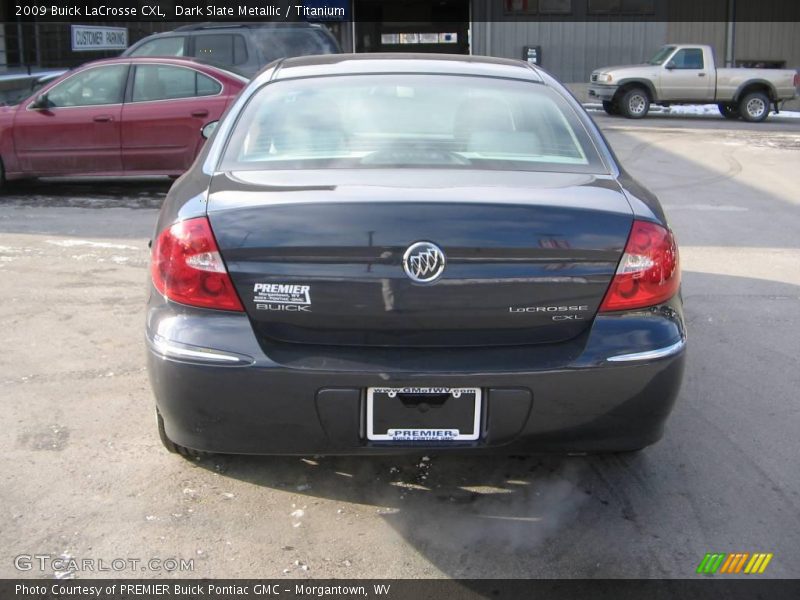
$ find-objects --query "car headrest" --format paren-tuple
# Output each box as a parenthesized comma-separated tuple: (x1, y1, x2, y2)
(453, 96, 515, 145)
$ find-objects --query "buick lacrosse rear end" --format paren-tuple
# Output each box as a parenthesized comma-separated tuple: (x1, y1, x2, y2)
(146, 54, 685, 456)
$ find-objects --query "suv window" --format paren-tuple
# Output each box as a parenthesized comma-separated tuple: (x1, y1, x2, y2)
(255, 29, 340, 63)
(131, 65, 221, 102)
(671, 48, 704, 69)
(130, 36, 186, 57)
(44, 65, 128, 108)
(193, 34, 248, 66)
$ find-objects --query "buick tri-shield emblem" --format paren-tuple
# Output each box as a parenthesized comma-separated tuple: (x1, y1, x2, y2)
(402, 241, 446, 283)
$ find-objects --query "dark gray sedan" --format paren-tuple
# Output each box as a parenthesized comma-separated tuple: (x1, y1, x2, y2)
(147, 54, 685, 456)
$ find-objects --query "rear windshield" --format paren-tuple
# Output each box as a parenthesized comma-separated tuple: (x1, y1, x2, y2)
(255, 29, 340, 63)
(221, 74, 605, 174)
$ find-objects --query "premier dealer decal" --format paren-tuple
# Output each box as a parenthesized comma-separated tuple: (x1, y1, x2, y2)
(253, 283, 312, 312)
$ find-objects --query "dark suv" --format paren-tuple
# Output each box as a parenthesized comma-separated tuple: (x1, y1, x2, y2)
(123, 22, 341, 77)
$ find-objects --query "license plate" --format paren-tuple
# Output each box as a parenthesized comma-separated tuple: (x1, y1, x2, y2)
(366, 387, 482, 441)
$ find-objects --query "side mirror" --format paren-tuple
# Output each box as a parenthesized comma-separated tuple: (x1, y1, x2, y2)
(665, 61, 676, 70)
(201, 121, 218, 140)
(31, 92, 49, 109)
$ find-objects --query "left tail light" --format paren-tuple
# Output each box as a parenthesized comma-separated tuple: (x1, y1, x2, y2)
(151, 217, 244, 312)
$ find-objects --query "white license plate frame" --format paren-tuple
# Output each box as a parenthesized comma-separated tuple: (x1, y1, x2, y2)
(366, 387, 482, 441)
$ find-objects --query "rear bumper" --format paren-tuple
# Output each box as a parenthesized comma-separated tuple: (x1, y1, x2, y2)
(146, 294, 686, 455)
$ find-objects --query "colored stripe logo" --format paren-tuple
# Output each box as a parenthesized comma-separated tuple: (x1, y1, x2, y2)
(697, 553, 773, 574)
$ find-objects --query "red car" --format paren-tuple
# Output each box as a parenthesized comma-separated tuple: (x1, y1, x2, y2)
(0, 57, 247, 183)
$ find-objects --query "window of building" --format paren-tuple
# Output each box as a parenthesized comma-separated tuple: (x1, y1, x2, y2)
(539, 0, 572, 14)
(504, 0, 572, 14)
(588, 0, 655, 15)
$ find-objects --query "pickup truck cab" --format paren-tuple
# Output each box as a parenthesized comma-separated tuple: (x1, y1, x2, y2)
(589, 44, 799, 122)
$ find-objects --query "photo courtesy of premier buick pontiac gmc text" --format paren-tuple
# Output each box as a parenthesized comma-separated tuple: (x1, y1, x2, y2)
(146, 54, 685, 457)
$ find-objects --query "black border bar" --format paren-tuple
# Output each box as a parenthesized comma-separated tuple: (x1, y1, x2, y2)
(2, 0, 799, 23)
(3, 579, 800, 600)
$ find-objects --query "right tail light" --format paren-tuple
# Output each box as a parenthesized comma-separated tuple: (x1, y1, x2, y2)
(599, 220, 680, 312)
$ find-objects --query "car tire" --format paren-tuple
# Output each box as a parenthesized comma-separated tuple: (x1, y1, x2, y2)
(718, 103, 740, 119)
(602, 100, 619, 116)
(156, 409, 209, 458)
(739, 91, 771, 122)
(620, 88, 650, 119)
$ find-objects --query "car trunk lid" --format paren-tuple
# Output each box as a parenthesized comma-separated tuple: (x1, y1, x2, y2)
(207, 169, 633, 347)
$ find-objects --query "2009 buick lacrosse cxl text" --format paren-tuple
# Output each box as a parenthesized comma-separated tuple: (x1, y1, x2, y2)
(146, 54, 685, 456)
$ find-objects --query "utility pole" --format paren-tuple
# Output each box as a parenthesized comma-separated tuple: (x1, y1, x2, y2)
(725, 0, 736, 67)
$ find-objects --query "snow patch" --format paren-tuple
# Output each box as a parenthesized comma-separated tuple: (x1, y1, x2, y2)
(584, 101, 800, 119)
(667, 204, 749, 212)
(46, 239, 139, 250)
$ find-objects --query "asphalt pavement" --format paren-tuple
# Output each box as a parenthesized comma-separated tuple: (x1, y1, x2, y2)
(1, 114, 799, 579)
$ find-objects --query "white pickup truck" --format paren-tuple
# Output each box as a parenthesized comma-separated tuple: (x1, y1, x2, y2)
(588, 44, 799, 122)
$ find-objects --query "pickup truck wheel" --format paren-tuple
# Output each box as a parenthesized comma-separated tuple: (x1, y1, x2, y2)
(718, 103, 740, 119)
(621, 88, 650, 119)
(602, 101, 619, 116)
(739, 91, 770, 122)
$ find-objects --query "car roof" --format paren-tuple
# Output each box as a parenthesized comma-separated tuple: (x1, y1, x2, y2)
(72, 56, 247, 79)
(173, 21, 322, 32)
(266, 53, 544, 84)
(130, 22, 324, 42)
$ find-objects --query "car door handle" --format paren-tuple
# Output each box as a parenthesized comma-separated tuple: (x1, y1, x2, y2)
(698, 73, 706, 77)
(191, 110, 209, 117)
(93, 115, 113, 122)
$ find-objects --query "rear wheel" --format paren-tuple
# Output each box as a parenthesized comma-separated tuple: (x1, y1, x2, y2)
(620, 88, 650, 119)
(156, 409, 209, 458)
(739, 91, 770, 122)
(717, 103, 740, 119)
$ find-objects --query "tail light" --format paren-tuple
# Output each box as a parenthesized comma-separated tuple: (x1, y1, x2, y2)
(794, 71, 800, 88)
(151, 217, 244, 312)
(599, 220, 680, 312)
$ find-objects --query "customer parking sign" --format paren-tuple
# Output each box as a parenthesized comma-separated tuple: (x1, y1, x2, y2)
(71, 25, 128, 51)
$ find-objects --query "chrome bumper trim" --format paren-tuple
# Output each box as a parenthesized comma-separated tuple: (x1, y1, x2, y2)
(607, 338, 686, 363)
(149, 334, 253, 365)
